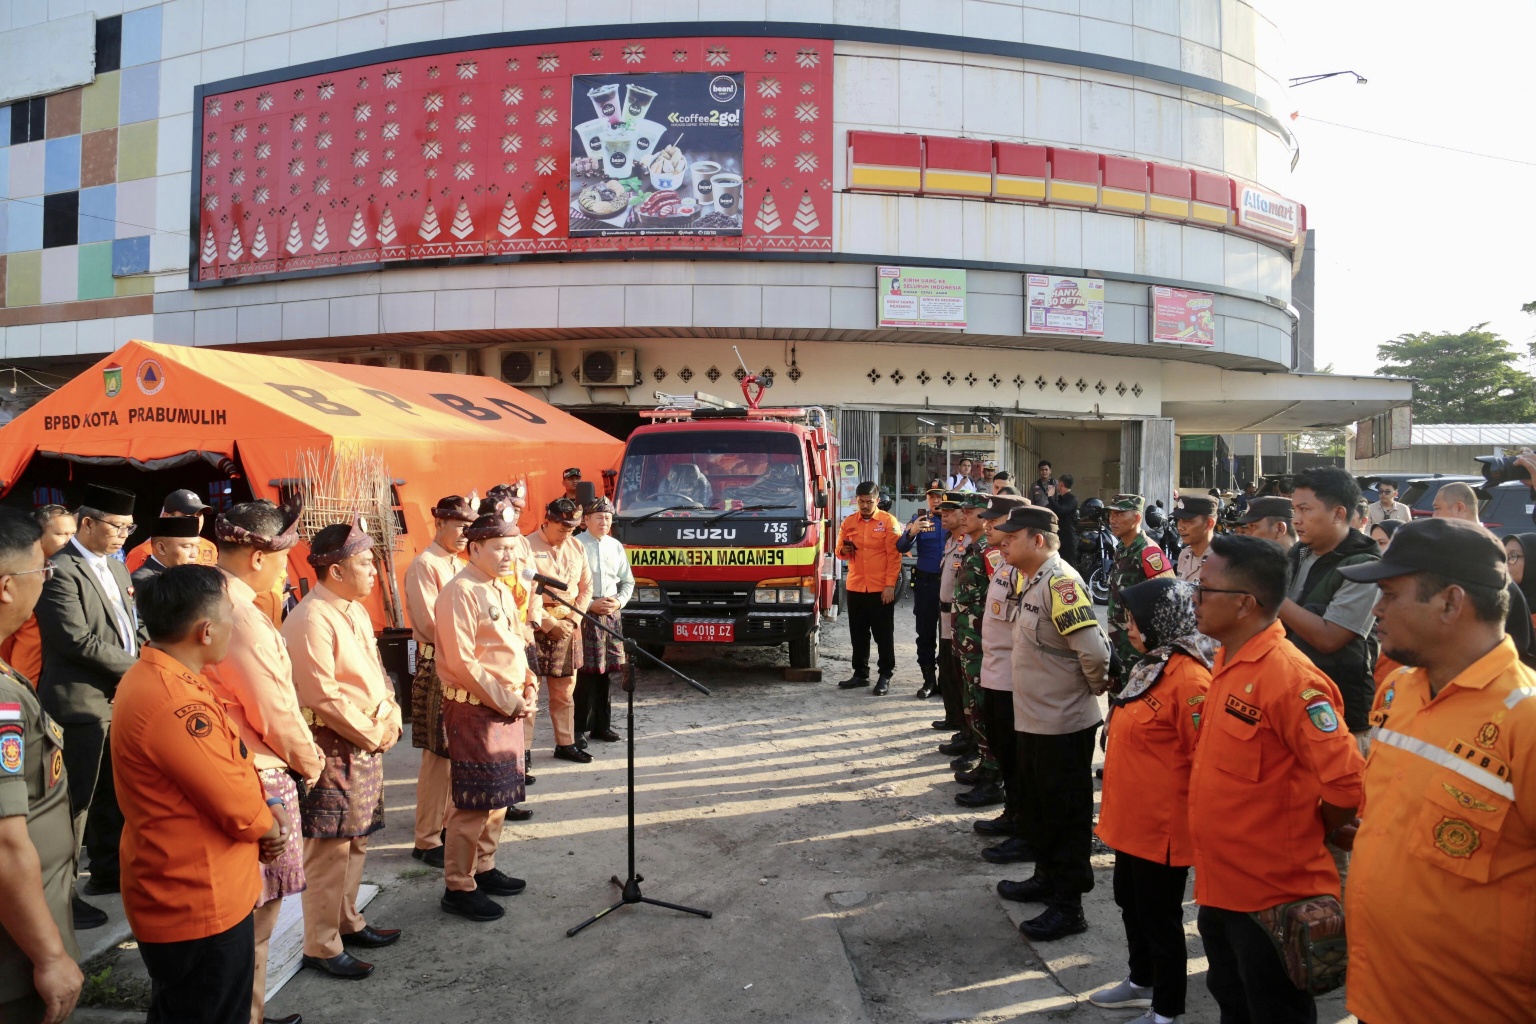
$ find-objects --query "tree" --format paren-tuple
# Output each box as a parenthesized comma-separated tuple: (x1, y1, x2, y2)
(1376, 325, 1536, 424)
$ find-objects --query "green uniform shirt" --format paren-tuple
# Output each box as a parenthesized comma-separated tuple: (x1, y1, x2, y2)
(0, 662, 78, 1004)
(1106, 531, 1172, 669)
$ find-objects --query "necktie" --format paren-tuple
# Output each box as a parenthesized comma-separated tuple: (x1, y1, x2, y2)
(94, 561, 135, 653)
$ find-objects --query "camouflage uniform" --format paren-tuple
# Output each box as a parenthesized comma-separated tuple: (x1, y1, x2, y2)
(953, 527, 1006, 772)
(1104, 496, 1173, 675)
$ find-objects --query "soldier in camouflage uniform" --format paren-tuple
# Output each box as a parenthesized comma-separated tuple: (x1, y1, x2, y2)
(1104, 495, 1173, 680)
(951, 492, 1009, 808)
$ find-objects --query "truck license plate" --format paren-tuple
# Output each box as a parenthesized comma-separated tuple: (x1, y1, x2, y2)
(673, 620, 734, 642)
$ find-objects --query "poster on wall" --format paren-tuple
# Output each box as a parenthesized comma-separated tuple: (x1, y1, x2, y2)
(837, 460, 861, 516)
(1024, 274, 1105, 337)
(1149, 286, 1216, 346)
(570, 72, 744, 237)
(876, 266, 967, 329)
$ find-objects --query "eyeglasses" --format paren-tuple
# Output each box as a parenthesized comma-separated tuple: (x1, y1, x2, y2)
(89, 519, 135, 534)
(7, 565, 55, 582)
(1193, 581, 1259, 604)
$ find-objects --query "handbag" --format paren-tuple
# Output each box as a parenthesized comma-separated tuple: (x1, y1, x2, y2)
(1249, 895, 1348, 994)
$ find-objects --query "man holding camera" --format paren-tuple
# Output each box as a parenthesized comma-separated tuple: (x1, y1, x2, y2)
(897, 481, 947, 699)
(837, 482, 901, 695)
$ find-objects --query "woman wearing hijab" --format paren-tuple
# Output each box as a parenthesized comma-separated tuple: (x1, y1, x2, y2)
(1368, 518, 1402, 554)
(1089, 577, 1213, 1024)
(1505, 534, 1536, 633)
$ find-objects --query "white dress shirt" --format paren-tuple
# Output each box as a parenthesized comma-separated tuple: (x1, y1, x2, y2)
(577, 533, 635, 606)
(71, 537, 137, 653)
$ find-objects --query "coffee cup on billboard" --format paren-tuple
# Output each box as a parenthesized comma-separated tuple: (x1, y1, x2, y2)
(602, 136, 633, 176)
(691, 161, 721, 206)
(624, 84, 658, 121)
(588, 84, 621, 124)
(712, 173, 743, 217)
(575, 119, 606, 157)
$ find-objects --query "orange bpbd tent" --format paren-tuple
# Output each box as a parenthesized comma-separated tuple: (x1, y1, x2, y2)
(0, 340, 622, 628)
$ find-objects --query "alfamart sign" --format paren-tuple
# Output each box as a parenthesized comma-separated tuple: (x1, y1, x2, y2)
(1236, 186, 1300, 243)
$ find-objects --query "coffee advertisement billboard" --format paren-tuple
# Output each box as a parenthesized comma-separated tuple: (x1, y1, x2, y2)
(570, 72, 745, 237)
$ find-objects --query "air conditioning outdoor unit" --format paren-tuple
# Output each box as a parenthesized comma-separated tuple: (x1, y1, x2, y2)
(419, 349, 470, 374)
(575, 348, 637, 387)
(480, 346, 554, 387)
(359, 352, 403, 368)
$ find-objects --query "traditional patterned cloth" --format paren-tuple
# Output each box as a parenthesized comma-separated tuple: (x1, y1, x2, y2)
(257, 769, 306, 905)
(409, 655, 448, 757)
(444, 700, 525, 810)
(300, 725, 386, 839)
(535, 627, 580, 678)
(579, 610, 625, 675)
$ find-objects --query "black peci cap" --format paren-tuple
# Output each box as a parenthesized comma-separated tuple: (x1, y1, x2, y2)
(81, 484, 135, 517)
(150, 516, 202, 538)
(1235, 496, 1294, 524)
(993, 505, 1059, 535)
(1338, 518, 1508, 590)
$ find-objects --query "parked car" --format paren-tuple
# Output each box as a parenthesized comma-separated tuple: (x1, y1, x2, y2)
(1357, 472, 1477, 506)
(1397, 475, 1487, 518)
(1475, 481, 1534, 539)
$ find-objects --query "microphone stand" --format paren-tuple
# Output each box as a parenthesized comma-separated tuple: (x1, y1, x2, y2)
(532, 583, 713, 937)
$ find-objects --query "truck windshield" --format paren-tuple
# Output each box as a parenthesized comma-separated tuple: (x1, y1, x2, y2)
(615, 431, 807, 517)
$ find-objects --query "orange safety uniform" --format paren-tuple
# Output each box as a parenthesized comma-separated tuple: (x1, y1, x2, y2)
(124, 536, 218, 573)
(836, 510, 902, 593)
(1096, 652, 1210, 866)
(1346, 639, 1536, 1023)
(1187, 621, 1366, 911)
(111, 647, 272, 943)
(0, 616, 42, 683)
(1372, 650, 1403, 687)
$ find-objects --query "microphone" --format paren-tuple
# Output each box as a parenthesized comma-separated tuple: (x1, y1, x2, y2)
(521, 567, 568, 592)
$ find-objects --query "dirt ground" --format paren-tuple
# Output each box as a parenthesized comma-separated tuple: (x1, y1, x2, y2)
(77, 597, 1355, 1024)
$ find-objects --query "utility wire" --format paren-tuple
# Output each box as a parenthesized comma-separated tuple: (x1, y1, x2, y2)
(1296, 115, 1536, 168)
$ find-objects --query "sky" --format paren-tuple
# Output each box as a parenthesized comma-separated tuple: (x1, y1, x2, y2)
(1280, 0, 1536, 376)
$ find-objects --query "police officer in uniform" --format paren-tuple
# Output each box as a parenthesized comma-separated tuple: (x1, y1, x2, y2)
(0, 509, 82, 1024)
(1105, 495, 1173, 676)
(897, 481, 947, 699)
(993, 505, 1111, 941)
(966, 494, 1029, 829)
(936, 492, 976, 759)
(953, 493, 1016, 808)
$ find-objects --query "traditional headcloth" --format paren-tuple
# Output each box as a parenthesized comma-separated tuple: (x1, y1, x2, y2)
(480, 482, 527, 516)
(149, 516, 202, 539)
(585, 497, 615, 516)
(431, 495, 477, 522)
(546, 497, 581, 525)
(1112, 577, 1215, 706)
(307, 514, 374, 568)
(214, 493, 304, 553)
(465, 505, 521, 542)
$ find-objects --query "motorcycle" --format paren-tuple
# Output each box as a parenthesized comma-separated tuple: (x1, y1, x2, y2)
(1075, 498, 1115, 605)
(1146, 501, 1182, 563)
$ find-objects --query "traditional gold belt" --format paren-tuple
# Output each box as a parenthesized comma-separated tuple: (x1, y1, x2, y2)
(443, 686, 482, 706)
(419, 643, 435, 660)
(300, 707, 326, 729)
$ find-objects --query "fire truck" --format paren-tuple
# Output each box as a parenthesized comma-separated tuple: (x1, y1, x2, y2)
(610, 376, 839, 672)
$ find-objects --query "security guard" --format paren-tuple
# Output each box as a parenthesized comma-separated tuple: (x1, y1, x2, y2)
(973, 494, 1031, 858)
(1105, 494, 1173, 676)
(994, 505, 1110, 941)
(936, 492, 976, 757)
(1335, 519, 1536, 1022)
(1171, 495, 1218, 583)
(0, 508, 81, 1024)
(952, 493, 1014, 808)
(897, 480, 948, 699)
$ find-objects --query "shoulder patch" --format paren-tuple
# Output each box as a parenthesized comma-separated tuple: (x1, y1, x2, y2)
(1143, 548, 1168, 575)
(985, 548, 1006, 573)
(1305, 698, 1339, 733)
(0, 724, 22, 773)
(1048, 575, 1097, 634)
(1299, 687, 1327, 701)
(1187, 694, 1206, 706)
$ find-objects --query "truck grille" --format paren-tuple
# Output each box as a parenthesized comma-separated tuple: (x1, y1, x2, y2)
(664, 585, 750, 611)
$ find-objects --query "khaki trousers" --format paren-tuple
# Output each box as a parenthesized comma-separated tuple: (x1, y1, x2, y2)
(414, 749, 452, 849)
(444, 806, 507, 891)
(251, 897, 282, 1024)
(301, 836, 368, 958)
(546, 675, 576, 746)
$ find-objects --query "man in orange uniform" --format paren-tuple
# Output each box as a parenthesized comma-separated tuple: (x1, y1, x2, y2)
(526, 498, 592, 763)
(202, 499, 323, 1024)
(0, 506, 75, 685)
(112, 565, 289, 1024)
(123, 489, 217, 573)
(836, 482, 901, 695)
(434, 507, 536, 922)
(1334, 519, 1536, 1022)
(1188, 534, 1365, 1023)
(403, 496, 475, 868)
(284, 519, 403, 981)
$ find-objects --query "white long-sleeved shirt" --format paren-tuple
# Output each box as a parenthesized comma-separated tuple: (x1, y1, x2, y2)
(577, 533, 635, 606)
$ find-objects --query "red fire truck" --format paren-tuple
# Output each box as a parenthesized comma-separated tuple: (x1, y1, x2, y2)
(611, 380, 839, 671)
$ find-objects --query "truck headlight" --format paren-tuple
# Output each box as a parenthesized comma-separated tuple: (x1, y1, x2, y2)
(632, 586, 661, 604)
(753, 588, 779, 604)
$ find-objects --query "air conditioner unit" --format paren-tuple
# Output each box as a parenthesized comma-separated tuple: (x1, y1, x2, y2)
(419, 349, 470, 374)
(359, 352, 403, 369)
(575, 348, 637, 387)
(480, 346, 554, 388)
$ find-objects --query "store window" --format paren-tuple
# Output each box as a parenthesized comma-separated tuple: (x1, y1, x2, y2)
(877, 412, 1004, 519)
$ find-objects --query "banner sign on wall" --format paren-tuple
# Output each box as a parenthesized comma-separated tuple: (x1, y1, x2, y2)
(1149, 286, 1216, 346)
(570, 72, 744, 237)
(1024, 274, 1105, 337)
(876, 266, 967, 329)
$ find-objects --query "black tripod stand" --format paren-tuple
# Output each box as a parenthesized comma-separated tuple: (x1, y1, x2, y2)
(532, 584, 714, 937)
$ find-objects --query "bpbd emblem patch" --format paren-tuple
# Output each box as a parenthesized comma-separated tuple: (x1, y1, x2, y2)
(1306, 698, 1339, 733)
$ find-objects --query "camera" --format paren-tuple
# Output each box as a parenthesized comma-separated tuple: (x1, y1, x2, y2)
(1476, 454, 1531, 485)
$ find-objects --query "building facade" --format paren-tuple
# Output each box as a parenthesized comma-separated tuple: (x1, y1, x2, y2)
(0, 0, 1409, 515)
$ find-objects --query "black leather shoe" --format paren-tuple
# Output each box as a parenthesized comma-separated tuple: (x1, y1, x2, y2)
(302, 952, 375, 979)
(955, 783, 1004, 808)
(1020, 904, 1088, 941)
(264, 1015, 302, 1024)
(411, 845, 444, 868)
(592, 729, 621, 742)
(504, 805, 533, 821)
(973, 814, 1015, 836)
(82, 875, 120, 896)
(837, 674, 870, 689)
(341, 925, 400, 948)
(553, 744, 593, 764)
(954, 766, 995, 786)
(930, 718, 954, 730)
(524, 770, 536, 785)
(871, 676, 890, 696)
(576, 734, 589, 750)
(474, 868, 527, 896)
(997, 877, 1052, 903)
(982, 837, 1037, 864)
(914, 684, 935, 699)
(72, 895, 108, 930)
(440, 887, 504, 922)
(937, 737, 974, 757)
(949, 756, 977, 773)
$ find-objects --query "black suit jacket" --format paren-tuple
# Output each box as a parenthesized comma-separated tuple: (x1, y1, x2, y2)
(130, 556, 166, 590)
(36, 544, 147, 724)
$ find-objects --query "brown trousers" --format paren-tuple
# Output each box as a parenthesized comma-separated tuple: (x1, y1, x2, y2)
(546, 675, 576, 746)
(301, 836, 368, 958)
(252, 897, 281, 1024)
(414, 749, 451, 849)
(444, 806, 507, 891)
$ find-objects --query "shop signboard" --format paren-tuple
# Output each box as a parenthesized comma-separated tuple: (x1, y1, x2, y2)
(1024, 274, 1104, 337)
(876, 266, 967, 329)
(1235, 185, 1300, 242)
(1149, 286, 1217, 347)
(570, 72, 744, 237)
(837, 460, 861, 514)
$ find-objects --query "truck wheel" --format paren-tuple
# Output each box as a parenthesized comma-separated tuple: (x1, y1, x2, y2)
(789, 628, 820, 670)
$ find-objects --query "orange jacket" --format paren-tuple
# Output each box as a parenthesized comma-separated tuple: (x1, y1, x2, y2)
(1188, 621, 1366, 911)
(0, 616, 42, 684)
(1346, 639, 1536, 1022)
(112, 647, 271, 944)
(1097, 652, 1210, 866)
(837, 511, 901, 593)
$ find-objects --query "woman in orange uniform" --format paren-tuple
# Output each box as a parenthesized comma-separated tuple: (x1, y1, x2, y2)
(1091, 577, 1213, 1023)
